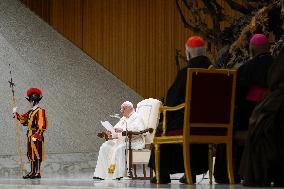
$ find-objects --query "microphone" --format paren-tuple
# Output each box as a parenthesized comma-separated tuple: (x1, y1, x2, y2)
(176, 49, 188, 62)
(110, 113, 121, 119)
(175, 49, 181, 71)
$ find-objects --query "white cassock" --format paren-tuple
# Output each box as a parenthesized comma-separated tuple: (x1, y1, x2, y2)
(94, 112, 145, 179)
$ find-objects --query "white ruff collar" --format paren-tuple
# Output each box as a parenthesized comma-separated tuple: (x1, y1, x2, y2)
(32, 105, 39, 110)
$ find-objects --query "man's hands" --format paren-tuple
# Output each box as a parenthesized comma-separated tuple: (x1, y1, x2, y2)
(105, 127, 122, 136)
(13, 107, 17, 113)
(98, 128, 123, 139)
(114, 128, 123, 133)
(32, 137, 37, 141)
(97, 130, 111, 139)
(12, 107, 17, 118)
(105, 131, 112, 137)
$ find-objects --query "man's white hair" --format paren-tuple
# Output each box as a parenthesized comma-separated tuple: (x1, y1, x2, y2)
(185, 46, 206, 60)
(121, 101, 133, 108)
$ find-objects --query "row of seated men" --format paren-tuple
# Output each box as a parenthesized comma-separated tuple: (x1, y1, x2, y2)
(93, 34, 284, 187)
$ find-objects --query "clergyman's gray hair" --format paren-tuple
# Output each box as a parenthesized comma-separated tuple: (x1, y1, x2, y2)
(185, 45, 206, 60)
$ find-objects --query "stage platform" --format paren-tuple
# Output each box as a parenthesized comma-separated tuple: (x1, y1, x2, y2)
(0, 173, 246, 189)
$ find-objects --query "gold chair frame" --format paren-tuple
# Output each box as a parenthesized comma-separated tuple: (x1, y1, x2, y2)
(153, 68, 236, 184)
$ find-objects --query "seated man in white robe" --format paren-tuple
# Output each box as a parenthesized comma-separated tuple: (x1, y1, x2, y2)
(94, 101, 145, 180)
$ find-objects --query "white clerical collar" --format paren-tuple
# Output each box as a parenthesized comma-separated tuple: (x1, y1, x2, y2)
(32, 105, 39, 110)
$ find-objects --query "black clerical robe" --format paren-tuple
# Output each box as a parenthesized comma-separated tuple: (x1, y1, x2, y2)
(235, 52, 274, 131)
(214, 52, 274, 182)
(239, 48, 284, 187)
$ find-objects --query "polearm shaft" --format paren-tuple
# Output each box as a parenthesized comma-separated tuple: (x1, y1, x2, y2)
(8, 64, 24, 176)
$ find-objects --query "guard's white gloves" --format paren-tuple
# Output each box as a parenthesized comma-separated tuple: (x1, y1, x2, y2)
(32, 137, 37, 142)
(13, 107, 17, 113)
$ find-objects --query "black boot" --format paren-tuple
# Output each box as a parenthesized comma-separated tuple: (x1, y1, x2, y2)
(30, 173, 41, 179)
(23, 173, 32, 179)
(23, 162, 34, 179)
(150, 174, 171, 184)
(30, 160, 41, 179)
(93, 176, 104, 180)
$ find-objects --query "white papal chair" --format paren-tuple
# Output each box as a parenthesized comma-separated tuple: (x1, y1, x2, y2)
(127, 98, 161, 179)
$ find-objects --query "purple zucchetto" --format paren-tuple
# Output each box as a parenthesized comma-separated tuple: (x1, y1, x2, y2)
(249, 33, 270, 57)
(250, 34, 269, 46)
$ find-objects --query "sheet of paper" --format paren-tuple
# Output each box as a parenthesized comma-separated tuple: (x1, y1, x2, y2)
(100, 121, 115, 134)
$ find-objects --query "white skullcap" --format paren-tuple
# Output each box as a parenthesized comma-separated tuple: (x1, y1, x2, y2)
(121, 101, 133, 108)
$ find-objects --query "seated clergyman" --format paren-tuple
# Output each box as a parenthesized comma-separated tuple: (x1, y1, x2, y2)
(93, 101, 145, 180)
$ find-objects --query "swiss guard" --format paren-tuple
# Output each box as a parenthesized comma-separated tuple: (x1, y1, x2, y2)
(13, 87, 48, 179)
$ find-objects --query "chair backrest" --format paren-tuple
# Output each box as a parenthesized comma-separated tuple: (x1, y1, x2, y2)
(136, 98, 162, 144)
(183, 68, 236, 137)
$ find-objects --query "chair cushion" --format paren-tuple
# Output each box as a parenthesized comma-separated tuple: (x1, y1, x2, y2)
(131, 149, 151, 164)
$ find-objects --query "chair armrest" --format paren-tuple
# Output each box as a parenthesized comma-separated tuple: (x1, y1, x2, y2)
(159, 103, 185, 136)
(98, 128, 154, 142)
(122, 128, 154, 151)
(160, 103, 185, 112)
(122, 128, 154, 136)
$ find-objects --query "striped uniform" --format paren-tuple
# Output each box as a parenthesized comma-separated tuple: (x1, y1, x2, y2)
(16, 106, 48, 175)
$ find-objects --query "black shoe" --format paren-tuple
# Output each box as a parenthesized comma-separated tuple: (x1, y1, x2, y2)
(274, 181, 284, 187)
(23, 173, 33, 179)
(93, 176, 104, 180)
(150, 176, 171, 184)
(30, 173, 41, 179)
(215, 177, 229, 184)
(242, 180, 264, 187)
(215, 176, 241, 184)
(179, 174, 196, 184)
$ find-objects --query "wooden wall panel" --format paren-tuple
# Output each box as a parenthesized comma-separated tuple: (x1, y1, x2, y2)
(102, 0, 111, 71)
(63, 1, 75, 44)
(148, 0, 158, 98)
(125, 0, 137, 90)
(30, 0, 42, 17)
(49, 0, 83, 48)
(41, 0, 50, 23)
(21, 0, 50, 23)
(20, 0, 245, 98)
(21, 0, 28, 5)
(135, 0, 149, 97)
(82, 0, 103, 63)
(62, 0, 83, 48)
(164, 0, 177, 97)
(50, 0, 64, 34)
(155, 0, 167, 99)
